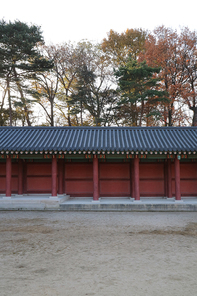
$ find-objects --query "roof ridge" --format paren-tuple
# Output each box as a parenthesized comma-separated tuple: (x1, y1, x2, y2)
(0, 126, 196, 130)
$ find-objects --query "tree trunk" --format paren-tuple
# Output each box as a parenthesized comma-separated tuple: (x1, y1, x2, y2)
(50, 98, 54, 126)
(80, 101, 83, 126)
(95, 117, 99, 126)
(168, 102, 174, 126)
(168, 109, 172, 126)
(67, 106, 71, 126)
(164, 105, 167, 126)
(139, 99, 144, 126)
(190, 106, 197, 126)
(65, 89, 71, 126)
(7, 78, 12, 126)
(0, 87, 7, 111)
(13, 67, 31, 126)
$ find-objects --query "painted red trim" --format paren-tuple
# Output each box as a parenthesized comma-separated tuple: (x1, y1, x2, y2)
(174, 156, 181, 200)
(18, 159, 23, 195)
(134, 156, 140, 200)
(6, 155, 11, 197)
(93, 155, 99, 200)
(52, 155, 57, 196)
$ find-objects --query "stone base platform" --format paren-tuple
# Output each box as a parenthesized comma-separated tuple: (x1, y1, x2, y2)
(60, 197, 197, 212)
(0, 195, 197, 211)
(0, 194, 69, 210)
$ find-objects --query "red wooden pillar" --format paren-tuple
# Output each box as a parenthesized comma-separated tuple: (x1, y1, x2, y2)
(18, 159, 23, 195)
(52, 155, 57, 197)
(130, 159, 135, 198)
(174, 156, 181, 200)
(6, 155, 12, 197)
(167, 159, 172, 198)
(164, 161, 168, 197)
(93, 155, 99, 200)
(58, 159, 64, 195)
(23, 160, 27, 194)
(134, 155, 140, 200)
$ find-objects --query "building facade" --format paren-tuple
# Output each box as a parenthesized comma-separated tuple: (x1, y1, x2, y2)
(0, 126, 197, 200)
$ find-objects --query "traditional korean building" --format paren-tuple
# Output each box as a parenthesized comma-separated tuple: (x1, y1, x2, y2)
(0, 126, 197, 200)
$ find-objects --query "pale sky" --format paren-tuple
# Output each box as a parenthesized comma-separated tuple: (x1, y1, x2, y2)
(1, 0, 197, 44)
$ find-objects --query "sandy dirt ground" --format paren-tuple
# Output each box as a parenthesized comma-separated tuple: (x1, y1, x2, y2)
(0, 211, 197, 296)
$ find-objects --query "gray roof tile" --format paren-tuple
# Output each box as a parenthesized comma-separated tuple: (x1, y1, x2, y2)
(0, 126, 196, 153)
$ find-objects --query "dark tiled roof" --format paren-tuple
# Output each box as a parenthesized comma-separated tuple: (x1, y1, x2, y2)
(0, 126, 196, 153)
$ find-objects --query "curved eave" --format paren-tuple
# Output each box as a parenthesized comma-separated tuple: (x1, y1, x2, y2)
(0, 150, 197, 155)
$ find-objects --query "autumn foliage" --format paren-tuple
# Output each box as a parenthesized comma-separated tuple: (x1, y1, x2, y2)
(0, 21, 197, 126)
(140, 26, 197, 126)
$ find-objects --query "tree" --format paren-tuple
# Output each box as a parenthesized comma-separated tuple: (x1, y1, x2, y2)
(0, 19, 53, 126)
(101, 28, 147, 68)
(69, 42, 117, 126)
(32, 71, 59, 126)
(115, 59, 168, 126)
(50, 42, 84, 126)
(31, 44, 59, 126)
(142, 26, 189, 126)
(179, 27, 197, 126)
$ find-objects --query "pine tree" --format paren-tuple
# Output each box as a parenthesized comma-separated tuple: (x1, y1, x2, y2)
(115, 60, 168, 126)
(0, 20, 53, 126)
